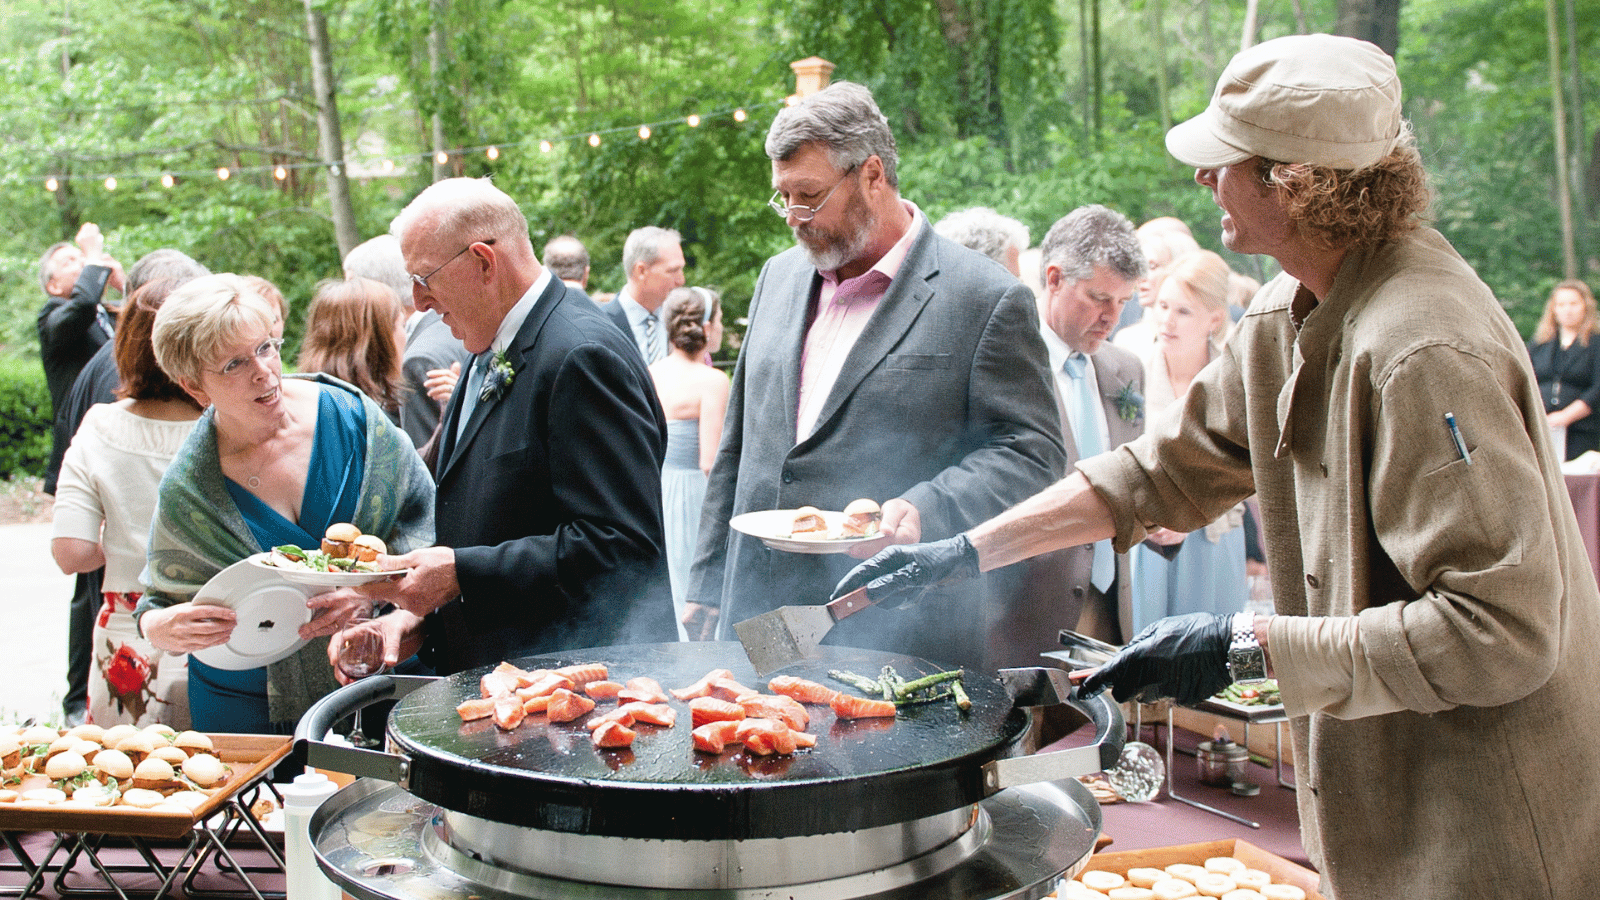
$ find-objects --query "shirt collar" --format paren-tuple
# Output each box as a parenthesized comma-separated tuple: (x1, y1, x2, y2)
(820, 199, 924, 286)
(488, 267, 552, 355)
(614, 287, 653, 327)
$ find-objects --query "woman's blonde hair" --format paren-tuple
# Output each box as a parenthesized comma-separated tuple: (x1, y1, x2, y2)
(152, 273, 278, 388)
(1162, 250, 1234, 349)
(1533, 280, 1599, 346)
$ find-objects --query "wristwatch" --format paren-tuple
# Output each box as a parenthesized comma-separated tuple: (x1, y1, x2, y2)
(1226, 611, 1269, 684)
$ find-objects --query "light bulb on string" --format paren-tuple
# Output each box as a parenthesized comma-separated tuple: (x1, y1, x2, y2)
(734, 108, 747, 122)
(274, 166, 288, 181)
(486, 146, 500, 160)
(161, 174, 175, 188)
(435, 150, 449, 165)
(785, 95, 798, 107)
(381, 159, 396, 173)
(687, 114, 701, 127)
(638, 125, 651, 140)
(588, 133, 601, 147)
(45, 177, 59, 192)
(217, 167, 230, 181)
(540, 140, 553, 153)
(104, 176, 117, 191)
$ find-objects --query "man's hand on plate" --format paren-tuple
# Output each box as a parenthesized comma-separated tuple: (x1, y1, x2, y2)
(846, 498, 920, 559)
(831, 532, 981, 609)
(304, 545, 459, 637)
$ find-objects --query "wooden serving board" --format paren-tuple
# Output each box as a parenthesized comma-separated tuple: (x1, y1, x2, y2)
(0, 733, 290, 840)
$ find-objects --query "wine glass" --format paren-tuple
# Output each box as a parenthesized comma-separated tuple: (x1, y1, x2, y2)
(335, 605, 386, 747)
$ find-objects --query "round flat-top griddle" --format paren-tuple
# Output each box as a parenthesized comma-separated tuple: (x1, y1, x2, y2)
(386, 642, 1029, 839)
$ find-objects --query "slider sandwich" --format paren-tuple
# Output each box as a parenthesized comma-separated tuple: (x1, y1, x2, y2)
(791, 506, 828, 536)
(322, 522, 363, 558)
(841, 499, 883, 538)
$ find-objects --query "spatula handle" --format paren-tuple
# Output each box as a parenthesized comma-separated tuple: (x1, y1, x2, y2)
(826, 586, 874, 622)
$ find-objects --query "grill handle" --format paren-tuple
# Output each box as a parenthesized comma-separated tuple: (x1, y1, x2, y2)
(980, 682, 1124, 794)
(290, 673, 434, 787)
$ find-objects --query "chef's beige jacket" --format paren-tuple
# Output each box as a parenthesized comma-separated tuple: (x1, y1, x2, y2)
(1081, 228, 1600, 900)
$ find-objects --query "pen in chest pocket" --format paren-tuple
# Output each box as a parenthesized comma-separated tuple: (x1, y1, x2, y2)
(1445, 412, 1472, 465)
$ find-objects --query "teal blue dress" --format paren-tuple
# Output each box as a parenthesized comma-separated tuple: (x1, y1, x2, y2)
(186, 385, 365, 732)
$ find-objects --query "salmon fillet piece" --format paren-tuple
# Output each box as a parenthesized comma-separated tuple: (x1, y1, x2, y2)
(830, 693, 898, 720)
(480, 670, 519, 698)
(555, 663, 609, 685)
(738, 694, 810, 732)
(583, 680, 623, 700)
(691, 720, 741, 754)
(736, 717, 814, 756)
(516, 672, 575, 701)
(591, 720, 635, 749)
(618, 677, 668, 704)
(493, 696, 527, 730)
(456, 697, 496, 722)
(671, 668, 734, 701)
(689, 696, 747, 728)
(617, 702, 677, 727)
(546, 688, 597, 723)
(767, 676, 840, 705)
(709, 676, 759, 702)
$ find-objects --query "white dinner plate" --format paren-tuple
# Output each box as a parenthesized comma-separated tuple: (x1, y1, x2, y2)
(246, 552, 409, 586)
(729, 509, 879, 555)
(190, 558, 318, 671)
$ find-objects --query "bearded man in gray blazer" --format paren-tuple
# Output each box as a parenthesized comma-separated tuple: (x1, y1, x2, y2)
(683, 82, 1065, 669)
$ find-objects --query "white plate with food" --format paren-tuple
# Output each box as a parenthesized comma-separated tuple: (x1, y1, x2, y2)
(247, 551, 408, 586)
(730, 501, 883, 554)
(190, 558, 318, 671)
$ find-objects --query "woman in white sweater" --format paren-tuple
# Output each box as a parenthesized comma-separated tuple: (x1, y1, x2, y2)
(52, 281, 203, 727)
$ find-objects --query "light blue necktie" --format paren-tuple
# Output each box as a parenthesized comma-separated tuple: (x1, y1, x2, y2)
(1064, 354, 1115, 593)
(455, 352, 492, 440)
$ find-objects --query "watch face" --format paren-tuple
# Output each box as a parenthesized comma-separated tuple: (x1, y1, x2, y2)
(1228, 647, 1268, 683)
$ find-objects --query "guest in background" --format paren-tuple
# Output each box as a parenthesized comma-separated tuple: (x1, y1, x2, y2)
(603, 226, 686, 363)
(51, 280, 202, 728)
(1128, 250, 1248, 631)
(138, 274, 434, 733)
(1226, 270, 1260, 322)
(1528, 279, 1600, 460)
(934, 207, 1030, 277)
(544, 234, 592, 293)
(1111, 220, 1199, 360)
(648, 287, 730, 638)
(297, 277, 408, 424)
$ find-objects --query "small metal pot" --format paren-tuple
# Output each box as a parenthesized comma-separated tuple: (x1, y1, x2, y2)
(1195, 737, 1249, 787)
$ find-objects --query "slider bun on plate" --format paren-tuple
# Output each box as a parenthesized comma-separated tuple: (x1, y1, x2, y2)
(67, 783, 116, 807)
(93, 748, 134, 782)
(20, 726, 59, 746)
(114, 732, 155, 765)
(132, 757, 177, 791)
(791, 506, 828, 535)
(841, 498, 882, 537)
(143, 723, 178, 742)
(0, 734, 22, 768)
(120, 788, 166, 809)
(322, 522, 362, 557)
(351, 534, 387, 562)
(44, 750, 87, 781)
(100, 724, 140, 748)
(181, 753, 229, 788)
(0, 789, 17, 804)
(151, 745, 189, 767)
(174, 731, 213, 755)
(67, 723, 106, 742)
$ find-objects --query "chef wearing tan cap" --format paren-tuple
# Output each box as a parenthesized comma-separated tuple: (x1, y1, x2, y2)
(836, 33, 1600, 900)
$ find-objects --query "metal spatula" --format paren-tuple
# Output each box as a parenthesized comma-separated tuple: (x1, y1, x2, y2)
(733, 587, 876, 676)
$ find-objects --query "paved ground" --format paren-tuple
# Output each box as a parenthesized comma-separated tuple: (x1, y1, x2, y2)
(2, 522, 71, 726)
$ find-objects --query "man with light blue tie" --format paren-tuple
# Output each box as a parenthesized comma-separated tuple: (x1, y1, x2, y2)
(603, 226, 685, 363)
(1032, 205, 1147, 643)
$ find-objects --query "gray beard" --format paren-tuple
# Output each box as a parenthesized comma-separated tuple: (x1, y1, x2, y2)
(796, 211, 876, 273)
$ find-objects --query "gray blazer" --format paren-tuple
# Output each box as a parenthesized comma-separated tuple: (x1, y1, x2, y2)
(1002, 342, 1145, 652)
(400, 311, 470, 450)
(688, 222, 1066, 669)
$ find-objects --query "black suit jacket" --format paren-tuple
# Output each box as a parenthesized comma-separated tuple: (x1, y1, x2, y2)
(422, 278, 675, 674)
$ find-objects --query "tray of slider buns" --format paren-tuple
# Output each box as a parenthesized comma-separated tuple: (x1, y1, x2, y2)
(1051, 839, 1326, 900)
(0, 723, 290, 840)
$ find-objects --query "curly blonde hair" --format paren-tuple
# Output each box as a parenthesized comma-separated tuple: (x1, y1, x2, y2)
(1261, 124, 1431, 250)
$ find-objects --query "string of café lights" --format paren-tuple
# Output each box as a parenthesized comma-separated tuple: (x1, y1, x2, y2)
(38, 100, 789, 194)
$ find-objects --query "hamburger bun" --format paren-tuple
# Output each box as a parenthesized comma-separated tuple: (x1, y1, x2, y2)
(180, 753, 229, 788)
(0, 734, 22, 769)
(115, 732, 155, 766)
(151, 745, 189, 767)
(45, 750, 87, 782)
(0, 789, 18, 804)
(322, 522, 362, 558)
(132, 757, 176, 792)
(69, 783, 116, 807)
(791, 506, 828, 535)
(143, 723, 178, 743)
(46, 734, 80, 760)
(151, 801, 193, 814)
(20, 726, 59, 747)
(92, 748, 135, 783)
(100, 724, 140, 748)
(120, 788, 166, 809)
(841, 498, 882, 537)
(71, 739, 103, 758)
(66, 723, 106, 743)
(21, 788, 67, 805)
(174, 731, 213, 755)
(351, 534, 387, 562)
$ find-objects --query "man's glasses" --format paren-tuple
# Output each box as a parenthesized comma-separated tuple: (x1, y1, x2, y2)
(213, 338, 284, 377)
(767, 165, 858, 222)
(411, 238, 496, 290)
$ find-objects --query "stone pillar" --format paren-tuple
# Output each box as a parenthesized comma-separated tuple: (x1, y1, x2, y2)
(789, 57, 836, 98)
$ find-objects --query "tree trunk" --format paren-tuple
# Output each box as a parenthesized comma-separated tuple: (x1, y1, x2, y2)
(304, 0, 359, 257)
(1335, 0, 1401, 57)
(429, 0, 450, 182)
(1151, 0, 1171, 132)
(1241, 0, 1259, 51)
(1545, 0, 1578, 277)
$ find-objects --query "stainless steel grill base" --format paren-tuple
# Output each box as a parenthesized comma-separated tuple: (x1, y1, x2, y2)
(311, 777, 1102, 900)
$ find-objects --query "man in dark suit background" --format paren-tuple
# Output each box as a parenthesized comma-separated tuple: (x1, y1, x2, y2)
(683, 82, 1065, 670)
(323, 177, 675, 675)
(602, 226, 685, 363)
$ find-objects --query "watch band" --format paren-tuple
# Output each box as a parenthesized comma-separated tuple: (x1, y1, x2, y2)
(1227, 611, 1269, 684)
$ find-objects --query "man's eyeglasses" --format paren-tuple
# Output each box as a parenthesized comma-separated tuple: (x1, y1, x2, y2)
(213, 338, 284, 378)
(411, 238, 496, 290)
(767, 165, 858, 222)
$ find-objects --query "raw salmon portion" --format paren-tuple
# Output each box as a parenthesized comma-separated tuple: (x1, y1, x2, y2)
(586, 707, 635, 730)
(523, 694, 554, 714)
(768, 676, 840, 705)
(517, 672, 575, 700)
(617, 702, 676, 727)
(456, 697, 496, 722)
(583, 680, 623, 700)
(739, 695, 810, 732)
(736, 718, 799, 756)
(493, 696, 527, 730)
(492, 662, 539, 688)
(546, 689, 597, 723)
(618, 677, 668, 704)
(591, 720, 635, 749)
(689, 696, 746, 728)
(480, 670, 519, 698)
(555, 663, 609, 685)
(792, 730, 817, 749)
(709, 676, 759, 702)
(830, 693, 897, 720)
(671, 668, 734, 700)
(691, 720, 741, 754)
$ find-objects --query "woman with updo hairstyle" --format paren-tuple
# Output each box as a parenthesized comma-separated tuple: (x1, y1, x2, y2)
(297, 277, 407, 423)
(1128, 250, 1248, 631)
(1528, 279, 1600, 460)
(51, 280, 202, 728)
(648, 287, 730, 638)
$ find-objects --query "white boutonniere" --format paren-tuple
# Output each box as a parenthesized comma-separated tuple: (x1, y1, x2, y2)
(480, 350, 515, 403)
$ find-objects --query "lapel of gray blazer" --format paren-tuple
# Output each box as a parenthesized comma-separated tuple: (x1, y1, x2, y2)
(771, 261, 817, 450)
(1091, 350, 1142, 447)
(798, 225, 938, 449)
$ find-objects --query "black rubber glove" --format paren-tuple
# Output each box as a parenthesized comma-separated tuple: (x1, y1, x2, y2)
(1076, 612, 1234, 706)
(829, 534, 981, 609)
